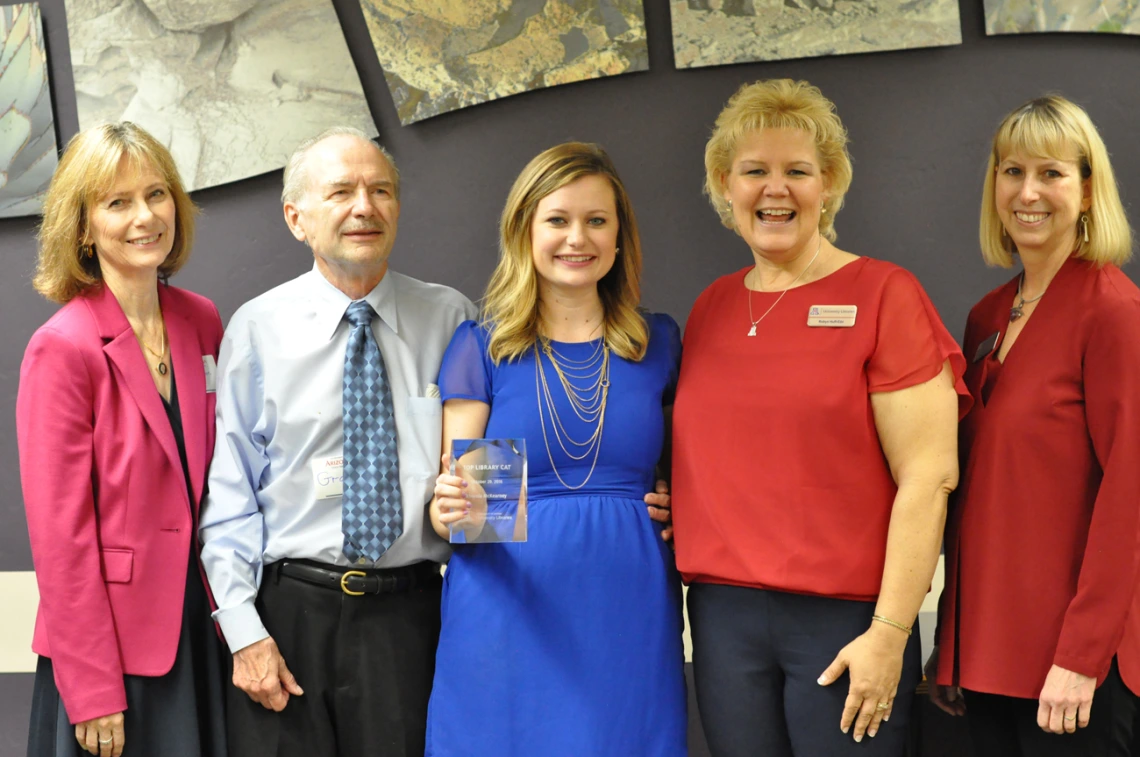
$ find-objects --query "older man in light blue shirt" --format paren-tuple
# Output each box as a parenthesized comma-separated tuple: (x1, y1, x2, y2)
(199, 127, 476, 757)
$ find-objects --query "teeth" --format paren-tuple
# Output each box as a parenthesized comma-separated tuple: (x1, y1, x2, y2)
(130, 234, 161, 244)
(1016, 212, 1048, 223)
(761, 209, 794, 216)
(559, 256, 593, 262)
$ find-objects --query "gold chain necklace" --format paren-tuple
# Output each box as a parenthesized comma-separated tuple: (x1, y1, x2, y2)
(137, 321, 168, 376)
(534, 337, 610, 490)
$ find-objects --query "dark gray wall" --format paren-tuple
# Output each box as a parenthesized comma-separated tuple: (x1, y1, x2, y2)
(1, 0, 1137, 749)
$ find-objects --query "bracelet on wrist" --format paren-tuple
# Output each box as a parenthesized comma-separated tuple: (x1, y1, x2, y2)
(871, 614, 912, 636)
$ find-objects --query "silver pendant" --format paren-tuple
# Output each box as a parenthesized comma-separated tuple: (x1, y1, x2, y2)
(747, 324, 757, 337)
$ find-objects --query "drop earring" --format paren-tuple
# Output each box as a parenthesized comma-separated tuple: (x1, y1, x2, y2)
(1079, 213, 1089, 243)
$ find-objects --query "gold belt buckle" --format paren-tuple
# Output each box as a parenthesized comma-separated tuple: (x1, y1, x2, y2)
(340, 570, 367, 596)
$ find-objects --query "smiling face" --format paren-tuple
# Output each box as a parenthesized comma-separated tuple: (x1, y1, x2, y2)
(284, 134, 399, 281)
(87, 156, 177, 280)
(530, 174, 619, 295)
(723, 128, 828, 261)
(994, 150, 1090, 257)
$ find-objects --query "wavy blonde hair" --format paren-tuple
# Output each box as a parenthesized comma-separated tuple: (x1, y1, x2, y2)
(483, 142, 647, 363)
(704, 79, 852, 242)
(34, 122, 197, 304)
(979, 95, 1132, 268)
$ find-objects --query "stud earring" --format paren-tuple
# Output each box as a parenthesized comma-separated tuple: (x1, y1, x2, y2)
(726, 199, 733, 210)
(614, 247, 621, 255)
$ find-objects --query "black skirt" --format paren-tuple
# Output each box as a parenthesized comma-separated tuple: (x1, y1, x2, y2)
(26, 549, 228, 757)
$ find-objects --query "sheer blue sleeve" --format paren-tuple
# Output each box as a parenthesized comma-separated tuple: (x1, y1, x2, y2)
(438, 320, 493, 404)
(649, 312, 683, 405)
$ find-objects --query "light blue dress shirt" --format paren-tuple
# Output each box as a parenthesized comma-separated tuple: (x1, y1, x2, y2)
(199, 266, 477, 653)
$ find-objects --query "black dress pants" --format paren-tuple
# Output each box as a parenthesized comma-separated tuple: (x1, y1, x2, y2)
(688, 582, 922, 757)
(226, 560, 442, 757)
(965, 658, 1136, 757)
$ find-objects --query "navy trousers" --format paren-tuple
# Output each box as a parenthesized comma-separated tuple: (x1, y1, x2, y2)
(688, 582, 921, 757)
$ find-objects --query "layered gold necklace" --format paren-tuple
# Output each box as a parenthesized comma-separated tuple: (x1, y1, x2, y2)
(534, 335, 610, 490)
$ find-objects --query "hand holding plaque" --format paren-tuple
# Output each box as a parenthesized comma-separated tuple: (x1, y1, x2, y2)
(447, 439, 527, 543)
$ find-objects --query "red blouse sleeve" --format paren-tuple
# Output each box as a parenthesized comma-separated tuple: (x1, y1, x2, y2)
(1053, 293, 1140, 679)
(867, 269, 972, 419)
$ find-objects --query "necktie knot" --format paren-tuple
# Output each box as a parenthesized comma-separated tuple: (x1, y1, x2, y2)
(345, 300, 375, 329)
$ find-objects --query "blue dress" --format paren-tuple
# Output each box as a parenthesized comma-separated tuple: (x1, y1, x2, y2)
(425, 313, 688, 757)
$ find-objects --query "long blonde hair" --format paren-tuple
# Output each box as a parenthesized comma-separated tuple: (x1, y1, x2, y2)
(483, 142, 647, 363)
(979, 95, 1132, 268)
(35, 122, 197, 303)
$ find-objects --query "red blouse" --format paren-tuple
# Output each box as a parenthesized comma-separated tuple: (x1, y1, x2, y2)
(935, 258, 1140, 698)
(673, 257, 969, 600)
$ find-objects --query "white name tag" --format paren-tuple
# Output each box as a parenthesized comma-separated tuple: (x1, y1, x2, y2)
(202, 355, 217, 392)
(807, 305, 858, 328)
(312, 455, 344, 500)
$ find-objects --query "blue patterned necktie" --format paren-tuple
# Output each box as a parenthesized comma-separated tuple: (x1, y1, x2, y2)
(341, 300, 402, 563)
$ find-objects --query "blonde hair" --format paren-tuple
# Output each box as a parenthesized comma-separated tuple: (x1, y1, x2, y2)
(704, 79, 852, 242)
(483, 142, 647, 363)
(980, 95, 1132, 268)
(35, 122, 197, 303)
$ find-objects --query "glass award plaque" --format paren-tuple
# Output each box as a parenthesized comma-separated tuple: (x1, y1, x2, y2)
(448, 438, 527, 544)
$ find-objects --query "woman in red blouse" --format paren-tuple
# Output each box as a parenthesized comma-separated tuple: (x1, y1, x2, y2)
(929, 96, 1140, 756)
(672, 79, 969, 756)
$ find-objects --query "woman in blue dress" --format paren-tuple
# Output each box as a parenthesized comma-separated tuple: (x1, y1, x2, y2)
(426, 142, 687, 757)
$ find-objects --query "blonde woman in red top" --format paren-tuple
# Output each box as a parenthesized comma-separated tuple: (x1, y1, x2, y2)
(929, 96, 1140, 757)
(672, 79, 970, 756)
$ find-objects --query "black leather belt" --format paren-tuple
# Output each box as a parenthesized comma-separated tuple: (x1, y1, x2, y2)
(273, 559, 440, 596)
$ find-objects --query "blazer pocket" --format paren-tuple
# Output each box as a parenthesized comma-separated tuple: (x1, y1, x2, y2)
(100, 548, 134, 584)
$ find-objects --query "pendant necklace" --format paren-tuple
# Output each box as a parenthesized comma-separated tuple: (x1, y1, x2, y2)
(1008, 273, 1045, 322)
(747, 236, 822, 336)
(139, 322, 168, 376)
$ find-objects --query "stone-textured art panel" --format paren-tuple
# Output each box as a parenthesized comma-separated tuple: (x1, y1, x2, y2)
(361, 0, 649, 126)
(66, 0, 378, 192)
(0, 3, 57, 219)
(670, 0, 962, 69)
(985, 0, 1139, 34)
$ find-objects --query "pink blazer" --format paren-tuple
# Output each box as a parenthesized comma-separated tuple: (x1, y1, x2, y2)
(17, 283, 223, 724)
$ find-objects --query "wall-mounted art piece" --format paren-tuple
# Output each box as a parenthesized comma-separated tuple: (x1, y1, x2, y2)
(360, 0, 649, 125)
(985, 0, 1139, 34)
(65, 0, 378, 192)
(0, 2, 57, 219)
(670, 0, 962, 69)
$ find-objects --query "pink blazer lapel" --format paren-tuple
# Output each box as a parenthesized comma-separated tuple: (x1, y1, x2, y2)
(87, 285, 187, 513)
(163, 288, 207, 508)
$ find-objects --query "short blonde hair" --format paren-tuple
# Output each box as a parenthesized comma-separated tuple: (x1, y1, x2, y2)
(704, 79, 852, 242)
(483, 142, 647, 363)
(35, 122, 197, 303)
(979, 95, 1132, 268)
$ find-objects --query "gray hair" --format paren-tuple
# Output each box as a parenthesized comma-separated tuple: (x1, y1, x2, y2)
(280, 126, 401, 205)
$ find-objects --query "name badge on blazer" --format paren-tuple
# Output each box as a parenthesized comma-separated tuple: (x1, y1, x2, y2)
(973, 332, 999, 363)
(202, 355, 217, 393)
(807, 305, 857, 328)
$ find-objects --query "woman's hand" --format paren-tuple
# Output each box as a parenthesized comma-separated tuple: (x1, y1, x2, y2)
(1037, 664, 1096, 733)
(645, 479, 672, 542)
(817, 624, 907, 742)
(75, 712, 124, 757)
(924, 645, 966, 716)
(432, 453, 486, 537)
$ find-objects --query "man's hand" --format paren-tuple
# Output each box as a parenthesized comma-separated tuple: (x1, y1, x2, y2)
(645, 479, 673, 542)
(232, 636, 304, 711)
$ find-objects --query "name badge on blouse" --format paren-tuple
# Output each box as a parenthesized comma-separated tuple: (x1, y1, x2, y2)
(806, 305, 857, 328)
(313, 456, 344, 500)
(973, 332, 999, 363)
(202, 355, 217, 393)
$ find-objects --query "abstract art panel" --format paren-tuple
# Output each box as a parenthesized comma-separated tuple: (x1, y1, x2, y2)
(0, 3, 57, 219)
(361, 0, 648, 125)
(671, 0, 962, 69)
(985, 0, 1140, 34)
(66, 0, 377, 192)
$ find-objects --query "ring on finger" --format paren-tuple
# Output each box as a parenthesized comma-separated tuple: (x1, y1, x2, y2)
(875, 701, 890, 711)
(1063, 714, 1077, 721)
(99, 737, 113, 744)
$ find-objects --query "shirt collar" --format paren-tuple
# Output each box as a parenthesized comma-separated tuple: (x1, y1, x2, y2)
(308, 264, 399, 342)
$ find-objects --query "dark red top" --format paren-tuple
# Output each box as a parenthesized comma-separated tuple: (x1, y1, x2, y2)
(673, 257, 969, 600)
(936, 257, 1140, 698)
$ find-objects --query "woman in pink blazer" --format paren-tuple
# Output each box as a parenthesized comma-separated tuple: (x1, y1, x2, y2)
(17, 123, 226, 757)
